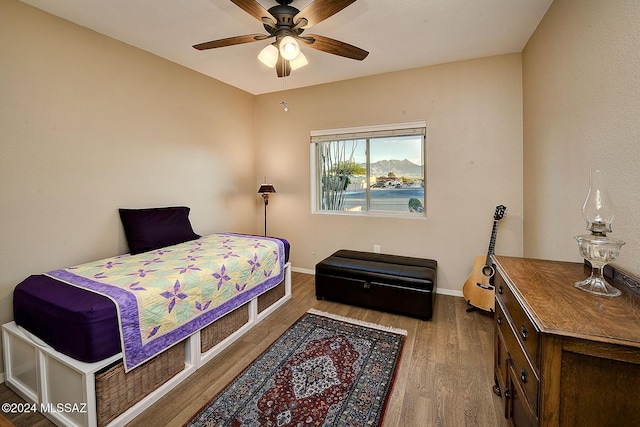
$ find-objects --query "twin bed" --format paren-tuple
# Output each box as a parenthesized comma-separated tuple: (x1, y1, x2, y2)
(2, 207, 292, 427)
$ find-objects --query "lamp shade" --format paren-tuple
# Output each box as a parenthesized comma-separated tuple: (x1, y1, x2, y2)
(279, 36, 300, 60)
(258, 44, 278, 68)
(258, 184, 277, 194)
(289, 51, 308, 70)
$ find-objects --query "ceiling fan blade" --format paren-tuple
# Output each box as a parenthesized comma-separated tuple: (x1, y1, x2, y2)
(275, 55, 291, 78)
(193, 34, 266, 50)
(304, 34, 369, 60)
(294, 0, 356, 28)
(230, 0, 273, 23)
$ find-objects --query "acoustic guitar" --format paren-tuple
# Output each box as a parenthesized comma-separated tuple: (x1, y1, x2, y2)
(462, 205, 507, 312)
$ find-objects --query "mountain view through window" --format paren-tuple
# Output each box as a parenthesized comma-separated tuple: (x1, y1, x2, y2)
(311, 123, 426, 216)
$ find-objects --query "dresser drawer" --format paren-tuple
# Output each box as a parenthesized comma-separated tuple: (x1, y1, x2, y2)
(495, 272, 540, 370)
(507, 362, 538, 427)
(495, 301, 510, 393)
(496, 299, 539, 415)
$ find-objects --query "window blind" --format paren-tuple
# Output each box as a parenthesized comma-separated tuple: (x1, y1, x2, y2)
(310, 121, 426, 143)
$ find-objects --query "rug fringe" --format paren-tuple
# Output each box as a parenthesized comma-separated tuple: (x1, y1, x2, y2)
(307, 309, 408, 336)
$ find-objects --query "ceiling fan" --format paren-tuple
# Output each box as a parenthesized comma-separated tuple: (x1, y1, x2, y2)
(193, 0, 369, 78)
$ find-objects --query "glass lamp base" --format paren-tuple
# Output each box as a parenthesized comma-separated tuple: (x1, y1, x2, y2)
(574, 275, 621, 297)
(574, 233, 624, 298)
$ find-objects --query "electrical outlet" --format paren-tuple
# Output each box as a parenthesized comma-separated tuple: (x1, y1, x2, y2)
(373, 245, 381, 253)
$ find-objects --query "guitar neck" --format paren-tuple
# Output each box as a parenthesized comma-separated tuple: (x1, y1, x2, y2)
(484, 220, 500, 266)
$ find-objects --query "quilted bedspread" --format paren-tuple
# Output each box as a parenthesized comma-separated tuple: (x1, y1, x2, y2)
(46, 233, 285, 371)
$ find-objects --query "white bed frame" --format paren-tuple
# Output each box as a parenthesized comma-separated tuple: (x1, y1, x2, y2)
(2, 262, 291, 427)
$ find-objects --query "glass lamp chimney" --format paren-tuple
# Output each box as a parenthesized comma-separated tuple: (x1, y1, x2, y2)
(582, 169, 615, 235)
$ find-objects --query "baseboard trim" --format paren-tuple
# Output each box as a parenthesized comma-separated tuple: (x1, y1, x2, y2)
(436, 288, 464, 298)
(291, 266, 315, 275)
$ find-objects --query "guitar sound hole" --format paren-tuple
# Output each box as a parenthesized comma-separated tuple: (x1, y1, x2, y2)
(482, 265, 495, 277)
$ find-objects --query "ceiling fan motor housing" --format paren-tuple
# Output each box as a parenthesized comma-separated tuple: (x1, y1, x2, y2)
(268, 3, 301, 34)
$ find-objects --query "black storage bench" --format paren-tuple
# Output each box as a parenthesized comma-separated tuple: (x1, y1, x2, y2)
(315, 250, 437, 320)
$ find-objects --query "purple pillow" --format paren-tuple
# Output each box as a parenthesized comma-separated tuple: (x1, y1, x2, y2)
(119, 207, 200, 254)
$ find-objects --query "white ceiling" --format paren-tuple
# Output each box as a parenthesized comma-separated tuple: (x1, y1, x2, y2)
(19, 0, 553, 95)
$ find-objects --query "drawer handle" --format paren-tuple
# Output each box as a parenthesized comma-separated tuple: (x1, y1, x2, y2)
(496, 315, 502, 325)
(504, 386, 510, 399)
(521, 324, 528, 340)
(492, 383, 502, 396)
(520, 367, 528, 384)
(364, 282, 371, 290)
(498, 284, 504, 294)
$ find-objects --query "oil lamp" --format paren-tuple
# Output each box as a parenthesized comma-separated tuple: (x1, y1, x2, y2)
(574, 170, 625, 297)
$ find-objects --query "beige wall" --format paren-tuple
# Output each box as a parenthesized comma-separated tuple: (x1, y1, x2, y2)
(0, 0, 257, 369)
(523, 0, 640, 276)
(255, 54, 525, 292)
(17, 0, 637, 380)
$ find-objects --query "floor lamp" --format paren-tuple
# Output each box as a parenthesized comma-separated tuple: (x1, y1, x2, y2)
(258, 182, 276, 236)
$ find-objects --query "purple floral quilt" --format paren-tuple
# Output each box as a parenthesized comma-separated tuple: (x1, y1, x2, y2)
(46, 233, 285, 371)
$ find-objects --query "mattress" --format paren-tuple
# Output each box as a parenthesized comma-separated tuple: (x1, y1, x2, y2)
(13, 237, 290, 363)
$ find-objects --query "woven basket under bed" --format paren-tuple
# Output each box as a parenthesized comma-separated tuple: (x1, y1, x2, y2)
(200, 303, 250, 353)
(257, 281, 285, 314)
(95, 343, 185, 427)
(200, 280, 285, 353)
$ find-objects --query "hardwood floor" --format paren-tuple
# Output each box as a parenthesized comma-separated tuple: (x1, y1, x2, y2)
(1, 272, 507, 426)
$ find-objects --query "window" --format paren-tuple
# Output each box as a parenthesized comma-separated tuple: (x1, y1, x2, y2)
(310, 122, 426, 217)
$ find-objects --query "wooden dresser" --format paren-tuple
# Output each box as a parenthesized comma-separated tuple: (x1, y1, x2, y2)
(492, 256, 640, 427)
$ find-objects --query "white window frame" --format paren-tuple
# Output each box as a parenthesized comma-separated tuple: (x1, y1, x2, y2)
(310, 121, 427, 218)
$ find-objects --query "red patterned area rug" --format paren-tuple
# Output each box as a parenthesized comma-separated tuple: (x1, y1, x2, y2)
(185, 309, 407, 427)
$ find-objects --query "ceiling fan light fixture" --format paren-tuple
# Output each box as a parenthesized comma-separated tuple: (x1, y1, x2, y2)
(258, 44, 279, 68)
(279, 36, 300, 60)
(193, 0, 370, 79)
(289, 51, 308, 70)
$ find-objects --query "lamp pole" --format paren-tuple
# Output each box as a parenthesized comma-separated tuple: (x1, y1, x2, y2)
(262, 193, 269, 236)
